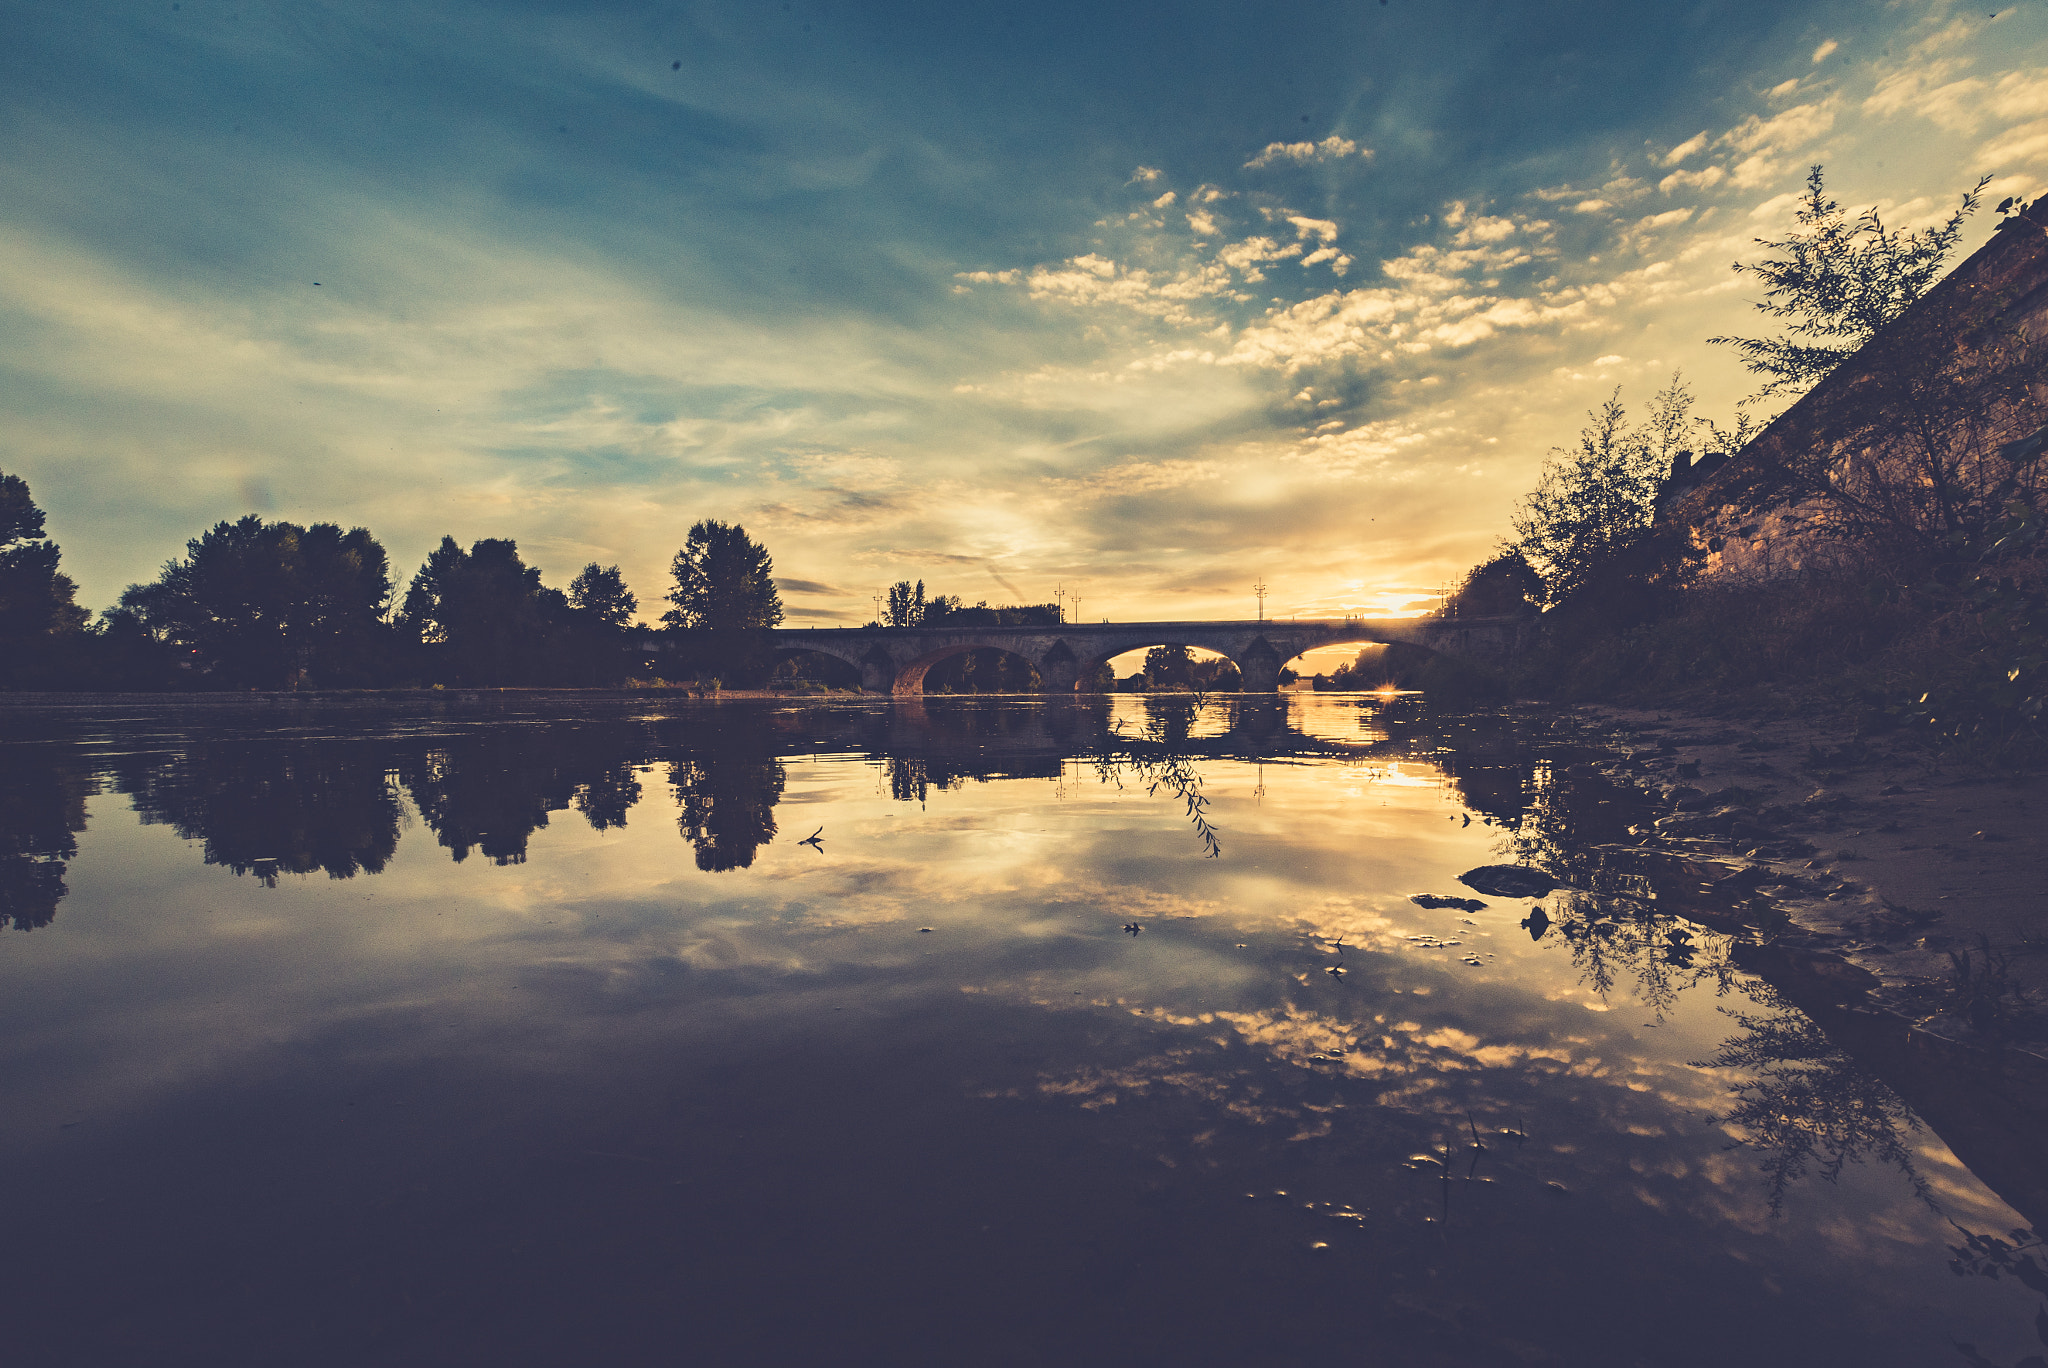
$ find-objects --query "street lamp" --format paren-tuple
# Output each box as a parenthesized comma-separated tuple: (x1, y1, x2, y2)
(1253, 578, 1268, 623)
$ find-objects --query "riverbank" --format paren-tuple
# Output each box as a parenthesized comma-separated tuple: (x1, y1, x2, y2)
(1564, 702, 2048, 1053)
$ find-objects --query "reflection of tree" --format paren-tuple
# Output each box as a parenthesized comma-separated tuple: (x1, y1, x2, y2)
(1090, 703, 1222, 857)
(116, 742, 401, 883)
(573, 763, 641, 832)
(1547, 891, 1738, 1021)
(883, 756, 962, 806)
(1496, 756, 1737, 1020)
(397, 728, 656, 863)
(0, 751, 91, 930)
(1947, 1223, 2048, 1368)
(1700, 985, 1929, 1216)
(671, 756, 786, 871)
(399, 738, 569, 865)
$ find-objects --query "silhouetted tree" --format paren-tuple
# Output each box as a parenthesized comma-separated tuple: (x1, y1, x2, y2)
(1441, 549, 1543, 617)
(663, 521, 782, 632)
(117, 516, 393, 688)
(399, 536, 570, 685)
(1712, 166, 1989, 405)
(1512, 378, 1693, 608)
(885, 579, 927, 627)
(1, 471, 92, 687)
(1143, 644, 1193, 689)
(569, 563, 637, 629)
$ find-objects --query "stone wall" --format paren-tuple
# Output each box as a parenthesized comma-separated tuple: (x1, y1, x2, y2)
(1662, 202, 2048, 583)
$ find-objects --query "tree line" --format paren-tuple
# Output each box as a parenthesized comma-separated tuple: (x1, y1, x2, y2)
(0, 503, 787, 691)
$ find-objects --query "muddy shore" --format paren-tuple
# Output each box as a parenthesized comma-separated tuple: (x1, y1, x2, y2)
(1560, 702, 2048, 1225)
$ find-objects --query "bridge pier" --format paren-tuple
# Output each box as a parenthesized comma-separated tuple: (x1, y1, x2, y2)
(859, 647, 897, 694)
(1236, 635, 1281, 693)
(1036, 639, 1080, 693)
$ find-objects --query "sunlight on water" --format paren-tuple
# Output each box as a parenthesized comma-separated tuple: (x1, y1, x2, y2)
(1, 694, 2042, 1366)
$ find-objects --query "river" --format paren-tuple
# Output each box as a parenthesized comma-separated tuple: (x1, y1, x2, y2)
(2, 693, 2042, 1366)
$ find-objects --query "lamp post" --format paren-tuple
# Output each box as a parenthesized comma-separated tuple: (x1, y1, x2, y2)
(1253, 578, 1268, 623)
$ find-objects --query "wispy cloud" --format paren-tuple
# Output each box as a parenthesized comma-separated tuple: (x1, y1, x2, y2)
(1243, 135, 1370, 169)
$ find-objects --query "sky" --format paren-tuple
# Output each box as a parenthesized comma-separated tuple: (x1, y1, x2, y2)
(5, 0, 2048, 629)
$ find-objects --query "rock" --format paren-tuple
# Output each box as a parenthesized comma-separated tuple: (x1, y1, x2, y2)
(1654, 811, 1734, 837)
(1412, 895, 1488, 912)
(1458, 865, 1557, 898)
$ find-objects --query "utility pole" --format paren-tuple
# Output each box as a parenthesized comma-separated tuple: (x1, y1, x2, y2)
(1053, 582, 1065, 621)
(1253, 577, 1268, 623)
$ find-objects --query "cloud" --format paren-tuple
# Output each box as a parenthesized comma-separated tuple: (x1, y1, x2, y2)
(1128, 166, 1163, 183)
(1659, 132, 1710, 166)
(1152, 190, 1177, 208)
(1811, 39, 1839, 64)
(1286, 215, 1339, 243)
(1720, 99, 1839, 156)
(1659, 165, 1726, 195)
(775, 577, 847, 595)
(1243, 135, 1369, 169)
(1748, 192, 1801, 222)
(1635, 208, 1694, 230)
(1981, 118, 2048, 168)
(1217, 236, 1304, 281)
(1573, 199, 1611, 214)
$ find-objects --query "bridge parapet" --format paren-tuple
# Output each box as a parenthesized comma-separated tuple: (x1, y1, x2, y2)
(766, 617, 1534, 695)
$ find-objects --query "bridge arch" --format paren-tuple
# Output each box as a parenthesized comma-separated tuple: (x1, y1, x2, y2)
(766, 644, 863, 690)
(894, 643, 1044, 696)
(1274, 634, 1432, 689)
(1089, 640, 1243, 693)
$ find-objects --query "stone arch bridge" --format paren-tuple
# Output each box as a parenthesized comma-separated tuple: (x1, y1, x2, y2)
(770, 617, 1533, 695)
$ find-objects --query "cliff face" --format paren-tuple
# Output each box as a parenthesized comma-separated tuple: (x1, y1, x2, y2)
(1663, 201, 2048, 582)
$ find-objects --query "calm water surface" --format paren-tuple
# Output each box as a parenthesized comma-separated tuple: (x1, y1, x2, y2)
(2, 694, 2043, 1367)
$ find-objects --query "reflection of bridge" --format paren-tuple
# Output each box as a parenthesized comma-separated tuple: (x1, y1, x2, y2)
(772, 617, 1534, 695)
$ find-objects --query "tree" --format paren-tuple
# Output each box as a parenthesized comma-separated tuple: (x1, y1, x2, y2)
(398, 536, 566, 685)
(1441, 549, 1544, 617)
(1710, 166, 1988, 404)
(568, 563, 637, 629)
(0, 470, 88, 685)
(885, 579, 926, 627)
(120, 516, 392, 688)
(1512, 377, 1693, 607)
(1143, 644, 1194, 689)
(1707, 166, 2047, 547)
(662, 521, 782, 632)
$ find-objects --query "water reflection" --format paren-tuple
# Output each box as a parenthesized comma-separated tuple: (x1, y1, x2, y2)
(671, 755, 784, 871)
(115, 740, 403, 882)
(1, 693, 2044, 1366)
(0, 748, 88, 929)
(1702, 986, 1931, 1214)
